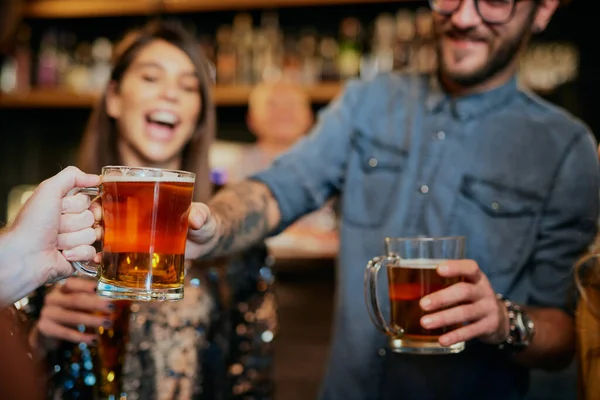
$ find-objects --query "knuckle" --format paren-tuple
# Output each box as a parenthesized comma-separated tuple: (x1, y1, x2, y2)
(456, 282, 472, 298)
(86, 227, 97, 242)
(459, 305, 472, 321)
(469, 260, 480, 271)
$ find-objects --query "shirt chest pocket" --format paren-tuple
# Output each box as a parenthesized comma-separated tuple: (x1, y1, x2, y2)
(342, 132, 407, 228)
(449, 176, 544, 276)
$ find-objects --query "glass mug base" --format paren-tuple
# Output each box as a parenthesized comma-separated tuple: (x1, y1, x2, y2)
(388, 337, 465, 355)
(97, 280, 183, 301)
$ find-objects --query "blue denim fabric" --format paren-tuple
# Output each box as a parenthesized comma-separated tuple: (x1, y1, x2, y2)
(252, 73, 600, 400)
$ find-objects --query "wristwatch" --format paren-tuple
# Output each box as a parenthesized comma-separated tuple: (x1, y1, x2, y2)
(496, 293, 536, 353)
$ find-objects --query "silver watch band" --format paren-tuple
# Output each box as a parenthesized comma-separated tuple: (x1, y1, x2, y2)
(496, 293, 535, 352)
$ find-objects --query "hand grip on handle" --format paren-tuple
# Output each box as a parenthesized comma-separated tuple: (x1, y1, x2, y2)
(66, 186, 102, 278)
(364, 255, 403, 337)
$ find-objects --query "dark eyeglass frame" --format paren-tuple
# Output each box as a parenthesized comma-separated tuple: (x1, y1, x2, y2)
(428, 0, 526, 25)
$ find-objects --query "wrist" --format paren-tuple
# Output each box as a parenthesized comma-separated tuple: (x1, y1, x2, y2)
(202, 211, 223, 258)
(0, 227, 50, 305)
(496, 294, 536, 353)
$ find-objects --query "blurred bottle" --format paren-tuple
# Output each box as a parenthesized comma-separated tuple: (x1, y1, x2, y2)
(37, 30, 59, 88)
(319, 36, 339, 82)
(216, 25, 237, 85)
(90, 37, 113, 92)
(393, 10, 415, 72)
(338, 17, 362, 80)
(94, 300, 131, 400)
(233, 13, 254, 84)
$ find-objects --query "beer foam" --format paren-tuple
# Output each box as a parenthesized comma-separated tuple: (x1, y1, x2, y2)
(102, 174, 195, 183)
(396, 259, 447, 269)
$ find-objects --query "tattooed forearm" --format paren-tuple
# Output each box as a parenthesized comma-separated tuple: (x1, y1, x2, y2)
(204, 180, 281, 258)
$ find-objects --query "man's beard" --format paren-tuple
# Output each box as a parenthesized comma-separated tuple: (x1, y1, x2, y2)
(435, 19, 533, 87)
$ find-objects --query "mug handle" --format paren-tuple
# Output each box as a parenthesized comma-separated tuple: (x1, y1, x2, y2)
(66, 186, 102, 278)
(364, 255, 403, 337)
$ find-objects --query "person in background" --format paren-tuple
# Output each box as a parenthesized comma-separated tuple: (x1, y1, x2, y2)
(0, 166, 101, 399)
(576, 240, 600, 400)
(184, 0, 599, 399)
(229, 80, 338, 258)
(574, 145, 600, 400)
(27, 21, 275, 400)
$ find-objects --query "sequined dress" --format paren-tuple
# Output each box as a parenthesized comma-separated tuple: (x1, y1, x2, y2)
(24, 245, 277, 400)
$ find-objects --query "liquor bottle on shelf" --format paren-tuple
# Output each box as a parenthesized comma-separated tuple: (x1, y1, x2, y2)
(319, 36, 339, 82)
(216, 25, 237, 85)
(37, 30, 59, 88)
(338, 17, 362, 80)
(393, 10, 415, 73)
(232, 13, 254, 85)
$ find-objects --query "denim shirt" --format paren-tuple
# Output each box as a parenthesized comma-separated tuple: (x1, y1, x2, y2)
(251, 73, 600, 400)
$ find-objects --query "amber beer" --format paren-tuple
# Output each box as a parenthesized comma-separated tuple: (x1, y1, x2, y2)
(99, 174, 194, 300)
(388, 259, 461, 343)
(94, 300, 131, 399)
(365, 236, 466, 354)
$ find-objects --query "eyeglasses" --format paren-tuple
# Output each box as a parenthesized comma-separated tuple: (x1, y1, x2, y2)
(429, 0, 522, 24)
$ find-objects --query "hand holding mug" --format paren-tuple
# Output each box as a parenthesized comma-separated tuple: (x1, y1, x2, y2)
(419, 260, 510, 347)
(34, 277, 114, 346)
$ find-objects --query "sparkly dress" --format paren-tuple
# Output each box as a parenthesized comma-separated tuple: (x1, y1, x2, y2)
(24, 245, 277, 400)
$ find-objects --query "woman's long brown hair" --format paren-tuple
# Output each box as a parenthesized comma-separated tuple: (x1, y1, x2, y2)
(77, 20, 215, 202)
(576, 245, 600, 320)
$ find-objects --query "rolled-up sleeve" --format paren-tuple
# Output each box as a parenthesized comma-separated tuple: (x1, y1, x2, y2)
(528, 130, 600, 313)
(250, 80, 363, 234)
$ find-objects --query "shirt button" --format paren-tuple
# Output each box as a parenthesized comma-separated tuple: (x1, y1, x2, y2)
(435, 131, 446, 140)
(419, 185, 429, 194)
(368, 158, 378, 168)
(378, 348, 386, 356)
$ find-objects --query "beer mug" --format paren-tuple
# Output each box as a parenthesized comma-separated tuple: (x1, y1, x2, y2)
(71, 166, 195, 301)
(365, 236, 466, 354)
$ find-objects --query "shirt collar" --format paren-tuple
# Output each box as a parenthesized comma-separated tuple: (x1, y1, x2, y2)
(426, 74, 519, 120)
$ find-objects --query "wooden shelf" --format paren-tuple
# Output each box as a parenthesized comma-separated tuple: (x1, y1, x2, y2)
(23, 0, 405, 19)
(0, 83, 343, 108)
(23, 0, 161, 19)
(162, 0, 401, 14)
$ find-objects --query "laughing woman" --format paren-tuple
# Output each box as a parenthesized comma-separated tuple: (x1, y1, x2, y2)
(27, 21, 276, 400)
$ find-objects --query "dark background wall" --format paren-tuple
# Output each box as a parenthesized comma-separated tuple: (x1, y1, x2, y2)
(0, 0, 595, 223)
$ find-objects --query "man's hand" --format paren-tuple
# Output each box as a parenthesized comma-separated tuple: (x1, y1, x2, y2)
(0, 166, 101, 306)
(185, 181, 281, 260)
(185, 202, 220, 260)
(419, 260, 510, 347)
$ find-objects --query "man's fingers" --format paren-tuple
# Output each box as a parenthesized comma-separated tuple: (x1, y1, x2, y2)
(437, 260, 482, 283)
(57, 228, 96, 250)
(420, 282, 480, 311)
(438, 320, 490, 347)
(188, 203, 210, 231)
(61, 194, 91, 214)
(421, 303, 485, 330)
(59, 210, 94, 233)
(62, 245, 97, 262)
(40, 166, 100, 198)
(90, 202, 102, 222)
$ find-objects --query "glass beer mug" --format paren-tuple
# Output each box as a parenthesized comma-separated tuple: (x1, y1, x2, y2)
(365, 236, 466, 354)
(71, 166, 195, 301)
